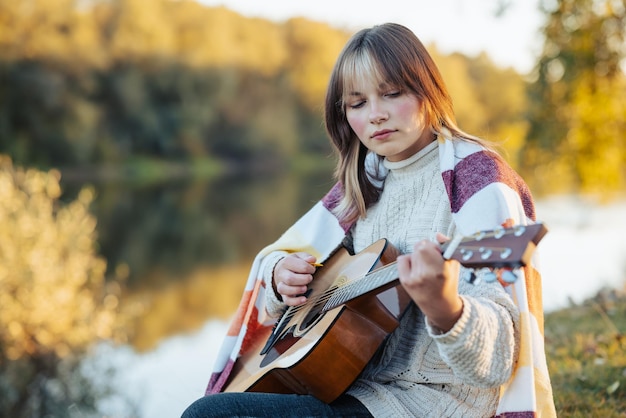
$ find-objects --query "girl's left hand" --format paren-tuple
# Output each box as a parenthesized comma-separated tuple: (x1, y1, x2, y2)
(396, 234, 463, 333)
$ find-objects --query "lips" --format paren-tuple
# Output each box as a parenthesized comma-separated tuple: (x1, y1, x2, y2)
(371, 129, 395, 139)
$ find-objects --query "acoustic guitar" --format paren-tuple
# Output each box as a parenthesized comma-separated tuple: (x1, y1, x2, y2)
(222, 223, 548, 403)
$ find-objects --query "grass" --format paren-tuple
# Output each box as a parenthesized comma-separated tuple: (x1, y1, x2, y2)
(545, 286, 626, 417)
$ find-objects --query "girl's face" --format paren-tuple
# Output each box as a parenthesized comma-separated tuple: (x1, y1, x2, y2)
(344, 78, 433, 162)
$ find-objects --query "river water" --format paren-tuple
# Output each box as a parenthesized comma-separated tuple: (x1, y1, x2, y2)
(86, 195, 626, 418)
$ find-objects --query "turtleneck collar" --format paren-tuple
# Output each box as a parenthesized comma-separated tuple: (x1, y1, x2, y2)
(382, 140, 438, 171)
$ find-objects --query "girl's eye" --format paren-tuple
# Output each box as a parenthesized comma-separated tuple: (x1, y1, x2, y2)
(385, 91, 401, 98)
(348, 100, 365, 109)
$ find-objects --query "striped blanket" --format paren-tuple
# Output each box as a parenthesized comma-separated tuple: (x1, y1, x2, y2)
(205, 136, 556, 417)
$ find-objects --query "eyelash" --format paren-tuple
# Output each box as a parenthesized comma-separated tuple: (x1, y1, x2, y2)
(347, 91, 402, 109)
(348, 101, 365, 110)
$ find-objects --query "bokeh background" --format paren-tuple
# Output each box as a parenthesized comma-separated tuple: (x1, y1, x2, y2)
(0, 0, 625, 416)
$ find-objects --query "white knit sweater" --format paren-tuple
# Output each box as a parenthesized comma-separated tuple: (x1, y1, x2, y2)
(346, 141, 520, 417)
(264, 141, 520, 417)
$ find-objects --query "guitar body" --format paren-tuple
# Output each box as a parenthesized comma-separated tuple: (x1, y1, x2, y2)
(222, 239, 411, 403)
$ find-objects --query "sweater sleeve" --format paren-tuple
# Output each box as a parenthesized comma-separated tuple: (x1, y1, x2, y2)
(260, 250, 289, 318)
(431, 144, 530, 387)
(426, 275, 520, 388)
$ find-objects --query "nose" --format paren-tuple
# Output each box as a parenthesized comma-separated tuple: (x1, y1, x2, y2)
(369, 102, 388, 124)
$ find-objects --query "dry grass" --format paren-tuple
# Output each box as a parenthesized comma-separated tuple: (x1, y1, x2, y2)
(545, 286, 626, 417)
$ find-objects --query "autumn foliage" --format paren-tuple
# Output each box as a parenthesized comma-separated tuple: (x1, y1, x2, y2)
(0, 156, 119, 415)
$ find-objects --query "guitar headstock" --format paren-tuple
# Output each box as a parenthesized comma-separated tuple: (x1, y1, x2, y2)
(444, 223, 548, 271)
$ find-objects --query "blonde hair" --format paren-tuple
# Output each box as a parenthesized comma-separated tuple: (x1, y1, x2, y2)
(324, 23, 487, 225)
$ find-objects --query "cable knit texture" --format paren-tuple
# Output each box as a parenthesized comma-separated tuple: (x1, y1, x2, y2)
(344, 141, 519, 418)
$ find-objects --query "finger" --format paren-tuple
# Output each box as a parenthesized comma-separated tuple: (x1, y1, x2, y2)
(435, 233, 449, 245)
(282, 294, 308, 307)
(396, 253, 411, 279)
(277, 279, 309, 295)
(294, 252, 317, 263)
(277, 279, 310, 307)
(282, 254, 317, 274)
(415, 240, 445, 262)
(279, 268, 314, 286)
(408, 240, 445, 280)
(411, 240, 433, 262)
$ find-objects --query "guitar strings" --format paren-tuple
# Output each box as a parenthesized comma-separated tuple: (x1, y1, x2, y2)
(276, 229, 522, 320)
(281, 262, 399, 319)
(298, 233, 516, 311)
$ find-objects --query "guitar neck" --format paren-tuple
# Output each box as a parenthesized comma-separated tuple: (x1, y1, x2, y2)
(323, 262, 399, 312)
(320, 223, 547, 313)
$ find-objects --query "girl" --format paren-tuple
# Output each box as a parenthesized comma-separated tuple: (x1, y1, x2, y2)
(183, 23, 554, 418)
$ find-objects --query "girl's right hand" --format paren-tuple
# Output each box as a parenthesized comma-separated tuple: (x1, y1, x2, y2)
(273, 252, 318, 306)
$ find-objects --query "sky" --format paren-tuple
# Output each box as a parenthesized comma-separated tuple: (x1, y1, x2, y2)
(198, 0, 546, 74)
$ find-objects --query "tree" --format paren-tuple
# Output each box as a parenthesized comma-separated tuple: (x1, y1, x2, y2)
(524, 0, 626, 196)
(283, 18, 349, 108)
(433, 49, 529, 168)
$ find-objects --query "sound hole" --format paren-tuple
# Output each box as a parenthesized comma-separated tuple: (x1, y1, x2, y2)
(297, 287, 333, 334)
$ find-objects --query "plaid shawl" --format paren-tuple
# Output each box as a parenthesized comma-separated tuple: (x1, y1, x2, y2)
(205, 136, 556, 417)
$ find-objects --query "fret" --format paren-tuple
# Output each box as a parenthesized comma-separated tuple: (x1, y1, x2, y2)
(319, 223, 547, 312)
(323, 262, 400, 311)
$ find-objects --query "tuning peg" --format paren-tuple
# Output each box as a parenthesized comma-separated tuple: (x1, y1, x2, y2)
(501, 270, 518, 283)
(513, 225, 527, 236)
(482, 270, 498, 283)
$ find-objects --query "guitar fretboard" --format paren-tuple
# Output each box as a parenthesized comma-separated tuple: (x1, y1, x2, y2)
(318, 223, 547, 313)
(323, 263, 399, 311)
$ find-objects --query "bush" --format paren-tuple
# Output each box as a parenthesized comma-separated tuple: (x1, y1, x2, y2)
(0, 155, 120, 417)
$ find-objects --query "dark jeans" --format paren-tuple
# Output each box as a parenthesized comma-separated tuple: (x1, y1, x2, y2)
(181, 392, 373, 418)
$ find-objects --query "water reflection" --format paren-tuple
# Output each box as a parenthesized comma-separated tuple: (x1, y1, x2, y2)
(61, 168, 335, 350)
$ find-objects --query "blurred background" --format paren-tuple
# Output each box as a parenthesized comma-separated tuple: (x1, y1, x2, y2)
(0, 0, 625, 417)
